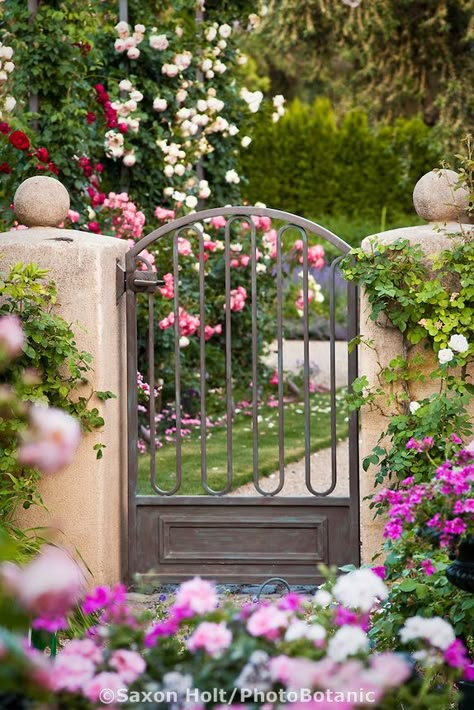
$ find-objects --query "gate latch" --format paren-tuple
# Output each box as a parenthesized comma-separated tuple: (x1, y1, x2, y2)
(128, 270, 159, 294)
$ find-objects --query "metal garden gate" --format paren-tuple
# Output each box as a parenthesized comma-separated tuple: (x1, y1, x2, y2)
(118, 207, 360, 585)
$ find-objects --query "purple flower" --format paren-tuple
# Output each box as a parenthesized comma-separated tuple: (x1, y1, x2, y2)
(421, 559, 436, 576)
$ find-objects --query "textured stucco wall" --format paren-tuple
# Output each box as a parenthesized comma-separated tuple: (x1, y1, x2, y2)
(0, 226, 129, 585)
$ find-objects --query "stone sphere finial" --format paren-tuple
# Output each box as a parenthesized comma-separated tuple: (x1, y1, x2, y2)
(13, 176, 70, 228)
(413, 169, 469, 223)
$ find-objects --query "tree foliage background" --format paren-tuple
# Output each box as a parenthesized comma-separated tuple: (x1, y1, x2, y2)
(251, 0, 474, 142)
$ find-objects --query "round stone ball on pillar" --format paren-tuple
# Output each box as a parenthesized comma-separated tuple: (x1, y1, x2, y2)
(413, 169, 470, 223)
(13, 175, 70, 227)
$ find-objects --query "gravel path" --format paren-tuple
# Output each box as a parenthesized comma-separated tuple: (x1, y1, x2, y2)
(228, 439, 349, 497)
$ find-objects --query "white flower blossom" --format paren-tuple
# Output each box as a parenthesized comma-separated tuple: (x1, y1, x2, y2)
(123, 151, 136, 167)
(164, 165, 174, 177)
(313, 589, 332, 607)
(129, 90, 143, 102)
(400, 616, 455, 651)
(149, 34, 169, 51)
(153, 97, 168, 112)
(333, 569, 388, 613)
(241, 136, 252, 148)
(225, 169, 240, 185)
(284, 620, 326, 643)
(438, 348, 454, 365)
(219, 24, 232, 39)
(327, 626, 369, 662)
(185, 195, 198, 209)
(205, 26, 217, 42)
(162, 63, 179, 78)
(127, 47, 140, 60)
(119, 79, 133, 92)
(115, 21, 129, 37)
(448, 334, 469, 353)
(409, 401, 421, 414)
(174, 164, 185, 177)
(5, 96, 16, 112)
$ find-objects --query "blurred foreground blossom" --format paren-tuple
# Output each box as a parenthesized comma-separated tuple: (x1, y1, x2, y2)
(18, 404, 81, 474)
(0, 313, 25, 359)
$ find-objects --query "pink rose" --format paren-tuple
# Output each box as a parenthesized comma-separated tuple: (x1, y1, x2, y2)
(15, 546, 84, 621)
(211, 215, 227, 229)
(18, 405, 81, 474)
(53, 654, 96, 692)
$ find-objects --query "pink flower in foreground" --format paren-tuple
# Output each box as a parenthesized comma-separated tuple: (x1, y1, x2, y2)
(110, 649, 146, 683)
(369, 652, 412, 687)
(53, 653, 96, 692)
(83, 671, 124, 703)
(174, 577, 218, 614)
(247, 605, 288, 640)
(0, 314, 25, 358)
(18, 405, 81, 474)
(186, 621, 232, 657)
(371, 566, 386, 579)
(67, 209, 80, 223)
(61, 639, 103, 665)
(15, 546, 84, 621)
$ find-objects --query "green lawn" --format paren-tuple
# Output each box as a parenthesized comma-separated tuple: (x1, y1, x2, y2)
(137, 391, 349, 495)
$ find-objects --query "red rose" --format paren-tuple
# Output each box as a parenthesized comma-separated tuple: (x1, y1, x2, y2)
(48, 162, 59, 175)
(95, 163, 103, 173)
(118, 122, 128, 133)
(36, 147, 49, 163)
(9, 131, 30, 151)
(87, 221, 101, 234)
(0, 162, 12, 173)
(0, 122, 11, 135)
(86, 112, 96, 124)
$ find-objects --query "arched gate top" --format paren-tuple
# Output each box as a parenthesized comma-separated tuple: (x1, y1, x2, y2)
(128, 206, 351, 259)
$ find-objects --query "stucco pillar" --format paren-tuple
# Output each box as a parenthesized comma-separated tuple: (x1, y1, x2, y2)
(360, 169, 473, 562)
(0, 176, 129, 584)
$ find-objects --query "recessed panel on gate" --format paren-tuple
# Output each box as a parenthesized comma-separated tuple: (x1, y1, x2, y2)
(134, 497, 352, 584)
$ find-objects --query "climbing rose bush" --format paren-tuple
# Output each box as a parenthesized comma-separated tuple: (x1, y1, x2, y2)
(0, 563, 472, 707)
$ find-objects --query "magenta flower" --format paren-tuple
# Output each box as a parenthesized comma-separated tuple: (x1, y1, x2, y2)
(421, 559, 436, 576)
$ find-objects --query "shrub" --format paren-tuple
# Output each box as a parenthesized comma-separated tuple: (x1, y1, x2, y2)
(240, 98, 442, 220)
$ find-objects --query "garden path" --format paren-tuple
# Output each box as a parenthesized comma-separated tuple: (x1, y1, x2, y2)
(228, 439, 349, 497)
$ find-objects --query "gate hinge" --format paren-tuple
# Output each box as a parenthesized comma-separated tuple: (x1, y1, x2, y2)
(116, 262, 126, 302)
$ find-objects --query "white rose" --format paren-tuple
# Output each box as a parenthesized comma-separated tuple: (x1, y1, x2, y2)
(173, 191, 186, 203)
(134, 24, 146, 34)
(162, 63, 179, 77)
(124, 99, 137, 112)
(174, 164, 185, 176)
(5, 95, 16, 112)
(164, 165, 175, 177)
(153, 97, 168, 112)
(228, 124, 239, 136)
(119, 79, 133, 92)
(115, 21, 129, 36)
(205, 26, 217, 42)
(219, 24, 232, 38)
(218, 40, 227, 50)
(179, 336, 190, 348)
(185, 195, 198, 209)
(176, 89, 188, 103)
(163, 187, 174, 197)
(127, 47, 140, 59)
(448, 333, 469, 353)
(409, 401, 421, 414)
(149, 34, 169, 51)
(129, 90, 143, 102)
(123, 152, 136, 167)
(4, 62, 14, 74)
(241, 136, 252, 148)
(438, 348, 454, 365)
(197, 99, 208, 112)
(225, 169, 240, 184)
(205, 70, 215, 79)
(0, 70, 7, 83)
(313, 589, 332, 607)
(0, 46, 13, 60)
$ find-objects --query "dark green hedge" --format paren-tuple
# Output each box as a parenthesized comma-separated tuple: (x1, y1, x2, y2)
(240, 98, 442, 220)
